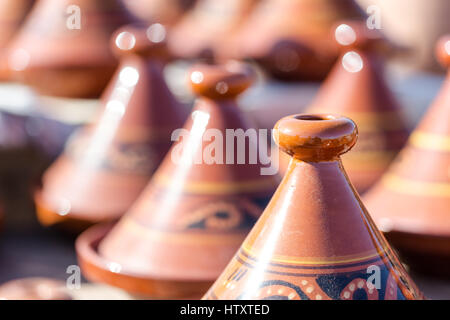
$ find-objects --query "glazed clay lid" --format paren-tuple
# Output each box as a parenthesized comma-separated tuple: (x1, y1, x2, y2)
(301, 21, 409, 193)
(364, 35, 450, 237)
(204, 113, 423, 300)
(231, 0, 365, 81)
(35, 24, 187, 229)
(6, 0, 139, 97)
(76, 62, 278, 298)
(0, 278, 72, 300)
(0, 0, 34, 80)
(167, 0, 258, 60)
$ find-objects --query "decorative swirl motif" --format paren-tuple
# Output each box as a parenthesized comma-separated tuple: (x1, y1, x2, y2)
(206, 254, 410, 300)
(179, 202, 243, 230)
(177, 196, 271, 231)
(65, 131, 158, 175)
(240, 280, 308, 300)
(339, 278, 379, 300)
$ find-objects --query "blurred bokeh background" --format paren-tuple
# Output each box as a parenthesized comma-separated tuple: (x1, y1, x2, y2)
(0, 0, 448, 299)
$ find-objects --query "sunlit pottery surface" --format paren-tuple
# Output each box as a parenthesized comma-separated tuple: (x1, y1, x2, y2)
(231, 0, 365, 81)
(364, 35, 450, 277)
(204, 113, 423, 300)
(6, 0, 138, 98)
(76, 62, 279, 298)
(167, 0, 258, 60)
(0, 0, 34, 80)
(285, 21, 410, 194)
(35, 24, 187, 231)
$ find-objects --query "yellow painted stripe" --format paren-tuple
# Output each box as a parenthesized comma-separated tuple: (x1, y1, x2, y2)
(383, 174, 450, 197)
(343, 151, 396, 170)
(409, 131, 450, 152)
(310, 110, 407, 132)
(154, 174, 277, 194)
(241, 245, 383, 266)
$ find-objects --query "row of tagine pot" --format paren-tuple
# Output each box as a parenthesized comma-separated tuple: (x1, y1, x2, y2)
(0, 0, 371, 98)
(73, 59, 425, 299)
(24, 22, 446, 298)
(35, 21, 411, 228)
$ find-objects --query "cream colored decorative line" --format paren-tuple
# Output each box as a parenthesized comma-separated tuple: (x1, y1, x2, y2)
(383, 174, 450, 197)
(121, 218, 246, 245)
(409, 131, 450, 152)
(154, 174, 277, 194)
(241, 245, 382, 266)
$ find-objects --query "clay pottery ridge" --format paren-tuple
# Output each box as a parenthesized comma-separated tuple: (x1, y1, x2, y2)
(231, 0, 366, 81)
(76, 62, 279, 298)
(363, 35, 450, 277)
(285, 21, 410, 194)
(0, 0, 34, 81)
(0, 278, 72, 300)
(6, 0, 139, 98)
(167, 0, 258, 61)
(204, 113, 424, 300)
(34, 24, 187, 232)
(123, 0, 196, 27)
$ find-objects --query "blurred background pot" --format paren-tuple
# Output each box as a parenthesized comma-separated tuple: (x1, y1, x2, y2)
(6, 0, 138, 98)
(76, 62, 278, 298)
(34, 24, 188, 231)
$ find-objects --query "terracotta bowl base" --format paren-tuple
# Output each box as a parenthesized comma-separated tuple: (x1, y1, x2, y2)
(76, 223, 214, 299)
(386, 231, 450, 278)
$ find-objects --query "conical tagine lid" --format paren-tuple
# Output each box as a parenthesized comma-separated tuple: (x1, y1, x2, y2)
(6, 0, 138, 98)
(363, 35, 450, 276)
(76, 62, 278, 298)
(123, 0, 196, 27)
(35, 24, 187, 231)
(231, 0, 365, 81)
(0, 0, 34, 80)
(301, 21, 409, 193)
(167, 0, 258, 60)
(204, 113, 423, 300)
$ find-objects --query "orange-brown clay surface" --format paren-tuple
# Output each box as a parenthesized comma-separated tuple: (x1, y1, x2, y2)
(204, 113, 423, 300)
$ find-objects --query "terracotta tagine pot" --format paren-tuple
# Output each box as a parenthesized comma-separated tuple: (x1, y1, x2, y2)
(76, 62, 279, 298)
(123, 0, 196, 27)
(0, 0, 34, 81)
(231, 0, 365, 81)
(6, 0, 138, 98)
(0, 278, 72, 300)
(167, 0, 259, 60)
(204, 113, 424, 300)
(34, 24, 187, 231)
(363, 35, 450, 277)
(280, 21, 409, 194)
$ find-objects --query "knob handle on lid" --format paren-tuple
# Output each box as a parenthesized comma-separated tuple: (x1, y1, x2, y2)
(112, 23, 169, 59)
(274, 114, 358, 161)
(334, 21, 389, 53)
(188, 62, 255, 100)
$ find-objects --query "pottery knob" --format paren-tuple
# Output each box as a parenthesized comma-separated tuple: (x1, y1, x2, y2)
(273, 114, 358, 161)
(436, 35, 450, 68)
(112, 23, 169, 59)
(334, 21, 387, 53)
(188, 62, 255, 100)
